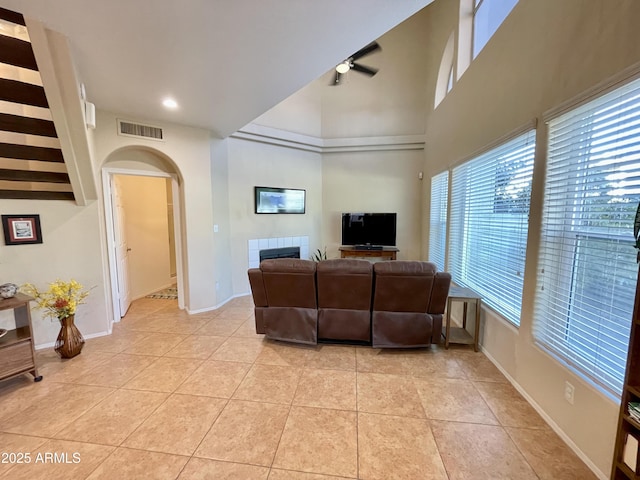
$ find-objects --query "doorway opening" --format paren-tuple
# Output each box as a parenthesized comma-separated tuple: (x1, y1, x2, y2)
(103, 164, 184, 325)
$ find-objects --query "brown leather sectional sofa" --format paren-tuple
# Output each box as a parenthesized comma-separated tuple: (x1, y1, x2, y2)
(248, 258, 451, 348)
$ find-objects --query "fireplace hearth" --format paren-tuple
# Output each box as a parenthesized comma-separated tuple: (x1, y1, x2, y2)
(248, 235, 309, 269)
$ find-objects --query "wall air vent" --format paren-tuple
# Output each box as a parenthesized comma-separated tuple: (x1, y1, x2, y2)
(117, 119, 164, 141)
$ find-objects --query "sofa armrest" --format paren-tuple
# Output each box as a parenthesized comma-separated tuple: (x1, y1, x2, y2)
(248, 268, 267, 307)
(428, 272, 451, 314)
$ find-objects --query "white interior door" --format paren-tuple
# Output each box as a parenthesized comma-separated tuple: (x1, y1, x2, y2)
(112, 176, 132, 317)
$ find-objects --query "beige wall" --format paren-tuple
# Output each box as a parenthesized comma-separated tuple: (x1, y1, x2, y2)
(93, 110, 218, 312)
(422, 0, 640, 475)
(226, 137, 323, 295)
(249, 6, 432, 267)
(0, 200, 109, 345)
(253, 86, 323, 137)
(115, 175, 173, 299)
(210, 138, 235, 304)
(322, 150, 424, 260)
(7, 1, 629, 473)
(320, 7, 430, 138)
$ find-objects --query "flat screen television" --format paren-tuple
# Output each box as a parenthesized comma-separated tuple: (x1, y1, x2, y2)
(341, 213, 397, 247)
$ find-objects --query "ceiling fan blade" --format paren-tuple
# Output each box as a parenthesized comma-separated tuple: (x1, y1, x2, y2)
(330, 70, 342, 85)
(351, 42, 381, 61)
(351, 63, 378, 77)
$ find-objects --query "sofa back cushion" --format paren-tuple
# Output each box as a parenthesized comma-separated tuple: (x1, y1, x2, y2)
(261, 258, 317, 308)
(317, 259, 372, 310)
(373, 261, 437, 313)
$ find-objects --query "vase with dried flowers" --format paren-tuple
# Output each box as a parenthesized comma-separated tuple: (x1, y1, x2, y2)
(21, 279, 91, 358)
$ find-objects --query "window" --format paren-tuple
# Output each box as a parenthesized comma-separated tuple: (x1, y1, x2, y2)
(473, 0, 519, 59)
(449, 131, 535, 325)
(430, 171, 449, 271)
(435, 31, 456, 108)
(534, 78, 640, 396)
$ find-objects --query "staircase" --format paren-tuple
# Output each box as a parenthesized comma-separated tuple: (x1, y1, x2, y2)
(0, 6, 74, 201)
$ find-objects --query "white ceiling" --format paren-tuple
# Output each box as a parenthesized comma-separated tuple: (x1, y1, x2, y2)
(0, 0, 432, 138)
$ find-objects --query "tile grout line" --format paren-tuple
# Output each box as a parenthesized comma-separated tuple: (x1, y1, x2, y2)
(265, 344, 307, 473)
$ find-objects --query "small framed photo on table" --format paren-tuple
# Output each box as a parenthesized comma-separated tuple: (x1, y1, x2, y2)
(1, 215, 43, 245)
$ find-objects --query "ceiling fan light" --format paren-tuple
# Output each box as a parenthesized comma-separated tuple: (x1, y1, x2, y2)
(336, 62, 350, 74)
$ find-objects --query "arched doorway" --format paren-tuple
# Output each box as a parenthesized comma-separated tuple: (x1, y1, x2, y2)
(102, 146, 185, 324)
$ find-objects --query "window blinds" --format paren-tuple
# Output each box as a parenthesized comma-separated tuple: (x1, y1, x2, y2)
(429, 171, 449, 271)
(534, 78, 640, 395)
(449, 131, 535, 325)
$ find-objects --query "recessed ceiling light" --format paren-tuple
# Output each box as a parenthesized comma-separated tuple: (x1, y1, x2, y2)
(162, 98, 178, 109)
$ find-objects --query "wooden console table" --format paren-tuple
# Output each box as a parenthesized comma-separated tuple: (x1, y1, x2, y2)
(339, 246, 398, 260)
(0, 293, 42, 382)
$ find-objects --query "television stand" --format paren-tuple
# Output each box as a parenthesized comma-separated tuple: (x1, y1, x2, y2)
(354, 244, 383, 251)
(339, 246, 398, 261)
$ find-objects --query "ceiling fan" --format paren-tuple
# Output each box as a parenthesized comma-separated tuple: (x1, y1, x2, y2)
(331, 42, 381, 86)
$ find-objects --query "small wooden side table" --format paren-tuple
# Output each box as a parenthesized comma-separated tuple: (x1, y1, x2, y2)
(0, 293, 42, 382)
(444, 285, 482, 352)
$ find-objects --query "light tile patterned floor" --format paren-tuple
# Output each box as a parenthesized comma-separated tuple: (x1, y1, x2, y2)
(0, 296, 597, 479)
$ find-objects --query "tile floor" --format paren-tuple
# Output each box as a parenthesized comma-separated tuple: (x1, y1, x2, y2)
(0, 296, 597, 479)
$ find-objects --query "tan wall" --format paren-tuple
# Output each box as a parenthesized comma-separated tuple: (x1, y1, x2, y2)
(422, 0, 640, 475)
(226, 137, 323, 295)
(93, 110, 217, 312)
(0, 200, 109, 345)
(253, 86, 323, 137)
(322, 150, 424, 261)
(250, 7, 432, 267)
(115, 175, 173, 299)
(320, 7, 430, 138)
(210, 138, 235, 304)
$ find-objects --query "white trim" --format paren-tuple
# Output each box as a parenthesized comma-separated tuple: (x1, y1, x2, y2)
(102, 171, 120, 326)
(170, 176, 185, 310)
(481, 348, 608, 480)
(102, 167, 185, 325)
(232, 124, 425, 154)
(322, 134, 425, 153)
(35, 329, 111, 350)
(187, 292, 251, 314)
(449, 119, 537, 170)
(232, 124, 322, 153)
(101, 167, 173, 178)
(543, 60, 640, 122)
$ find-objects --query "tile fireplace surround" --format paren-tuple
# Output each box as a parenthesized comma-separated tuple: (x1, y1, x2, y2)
(248, 236, 310, 269)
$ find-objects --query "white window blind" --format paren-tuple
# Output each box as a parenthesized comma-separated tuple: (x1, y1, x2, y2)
(534, 78, 640, 395)
(449, 131, 535, 325)
(430, 171, 449, 271)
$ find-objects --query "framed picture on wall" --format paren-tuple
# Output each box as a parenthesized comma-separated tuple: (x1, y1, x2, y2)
(255, 186, 306, 214)
(1, 214, 43, 245)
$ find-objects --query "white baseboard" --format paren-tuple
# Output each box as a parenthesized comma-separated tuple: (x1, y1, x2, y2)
(35, 329, 111, 350)
(481, 347, 608, 480)
(186, 292, 251, 315)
